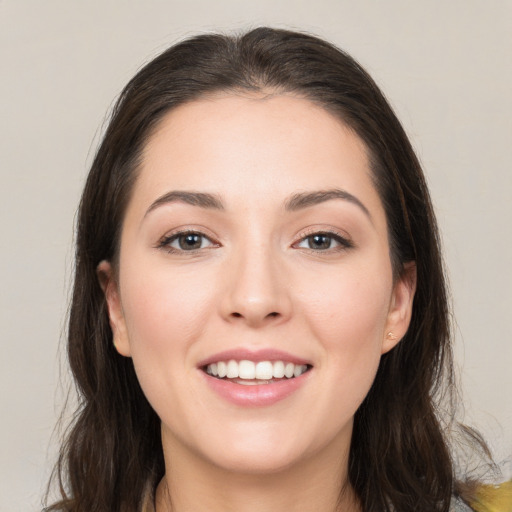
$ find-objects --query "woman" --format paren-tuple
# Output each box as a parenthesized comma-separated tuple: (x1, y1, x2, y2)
(45, 27, 506, 511)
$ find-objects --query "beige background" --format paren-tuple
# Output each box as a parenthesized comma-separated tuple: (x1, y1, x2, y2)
(0, 1, 510, 510)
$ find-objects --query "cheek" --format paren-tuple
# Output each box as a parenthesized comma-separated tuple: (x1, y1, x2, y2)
(119, 259, 217, 371)
(296, 262, 392, 393)
(117, 259, 222, 423)
(299, 264, 391, 344)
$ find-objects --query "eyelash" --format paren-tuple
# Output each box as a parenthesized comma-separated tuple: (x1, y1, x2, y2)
(157, 230, 219, 254)
(293, 229, 354, 252)
(157, 229, 354, 254)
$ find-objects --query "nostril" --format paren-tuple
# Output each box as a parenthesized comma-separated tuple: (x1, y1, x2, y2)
(268, 312, 279, 318)
(232, 312, 242, 318)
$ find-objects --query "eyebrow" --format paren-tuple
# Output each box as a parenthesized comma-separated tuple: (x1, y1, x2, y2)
(145, 188, 371, 220)
(145, 191, 224, 217)
(284, 189, 371, 219)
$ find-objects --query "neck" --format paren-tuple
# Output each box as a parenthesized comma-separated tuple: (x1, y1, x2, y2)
(155, 435, 360, 512)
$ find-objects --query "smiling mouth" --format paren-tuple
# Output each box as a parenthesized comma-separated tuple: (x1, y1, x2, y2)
(203, 360, 312, 385)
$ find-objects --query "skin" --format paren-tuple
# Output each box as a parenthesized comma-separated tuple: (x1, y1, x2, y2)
(98, 93, 416, 512)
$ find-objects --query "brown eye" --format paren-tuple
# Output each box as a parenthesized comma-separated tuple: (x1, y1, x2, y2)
(177, 233, 204, 250)
(159, 231, 216, 252)
(295, 232, 353, 252)
(307, 234, 333, 250)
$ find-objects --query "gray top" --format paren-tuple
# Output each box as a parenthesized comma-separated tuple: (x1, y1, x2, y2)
(451, 498, 473, 511)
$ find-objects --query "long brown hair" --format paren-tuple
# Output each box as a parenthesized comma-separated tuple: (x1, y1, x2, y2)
(46, 27, 488, 511)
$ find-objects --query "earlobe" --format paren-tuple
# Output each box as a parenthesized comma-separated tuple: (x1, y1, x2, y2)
(382, 262, 417, 354)
(96, 260, 132, 357)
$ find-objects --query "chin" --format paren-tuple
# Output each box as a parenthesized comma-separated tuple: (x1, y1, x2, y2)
(193, 421, 342, 476)
(206, 445, 306, 475)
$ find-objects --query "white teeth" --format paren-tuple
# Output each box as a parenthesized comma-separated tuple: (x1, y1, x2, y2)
(226, 360, 238, 378)
(273, 361, 285, 378)
(284, 362, 295, 378)
(217, 361, 227, 378)
(238, 360, 255, 379)
(293, 364, 304, 378)
(205, 360, 309, 380)
(255, 361, 273, 380)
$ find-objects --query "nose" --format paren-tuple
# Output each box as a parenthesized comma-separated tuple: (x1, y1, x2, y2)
(220, 244, 292, 328)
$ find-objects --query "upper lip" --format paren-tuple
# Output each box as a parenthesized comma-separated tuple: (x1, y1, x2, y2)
(197, 348, 312, 368)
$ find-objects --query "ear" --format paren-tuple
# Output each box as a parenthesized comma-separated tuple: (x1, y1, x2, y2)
(382, 261, 417, 354)
(96, 260, 131, 357)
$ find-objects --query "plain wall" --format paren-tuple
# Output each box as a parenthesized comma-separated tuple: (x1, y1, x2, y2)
(0, 1, 510, 510)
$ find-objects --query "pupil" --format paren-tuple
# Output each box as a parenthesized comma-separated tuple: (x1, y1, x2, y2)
(310, 234, 331, 250)
(179, 234, 201, 250)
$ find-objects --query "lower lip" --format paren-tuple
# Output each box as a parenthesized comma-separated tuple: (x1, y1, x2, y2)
(201, 370, 311, 407)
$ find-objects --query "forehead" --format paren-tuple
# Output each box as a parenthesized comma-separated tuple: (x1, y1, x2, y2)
(131, 93, 384, 221)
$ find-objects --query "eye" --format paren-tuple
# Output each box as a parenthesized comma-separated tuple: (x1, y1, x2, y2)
(158, 231, 217, 253)
(295, 231, 353, 251)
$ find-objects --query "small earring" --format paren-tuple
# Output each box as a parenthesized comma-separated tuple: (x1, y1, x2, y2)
(386, 332, 397, 340)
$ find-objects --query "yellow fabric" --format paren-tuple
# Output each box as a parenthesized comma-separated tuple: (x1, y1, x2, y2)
(470, 480, 512, 512)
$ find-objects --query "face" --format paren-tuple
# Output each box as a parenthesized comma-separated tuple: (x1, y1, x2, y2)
(99, 94, 415, 475)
